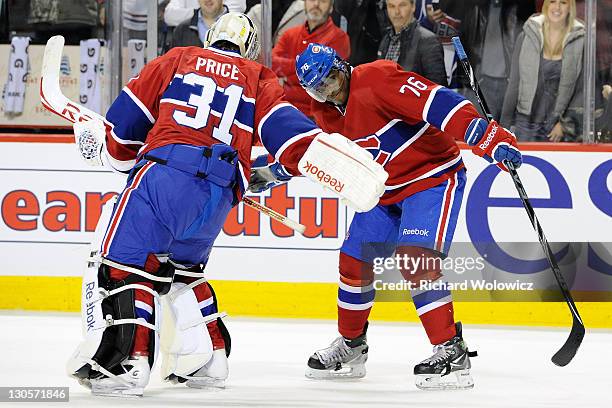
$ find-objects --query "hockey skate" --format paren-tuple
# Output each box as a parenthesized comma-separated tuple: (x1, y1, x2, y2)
(81, 355, 150, 397)
(166, 349, 229, 389)
(414, 322, 477, 390)
(306, 328, 368, 379)
(185, 349, 229, 389)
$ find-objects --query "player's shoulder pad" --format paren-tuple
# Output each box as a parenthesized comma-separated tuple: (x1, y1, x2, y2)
(352, 60, 403, 83)
(258, 64, 284, 89)
(358, 59, 402, 73)
(164, 46, 192, 59)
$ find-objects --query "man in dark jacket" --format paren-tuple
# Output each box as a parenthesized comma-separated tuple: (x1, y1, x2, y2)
(378, 0, 446, 86)
(171, 0, 228, 48)
(458, 0, 535, 120)
(332, 0, 389, 66)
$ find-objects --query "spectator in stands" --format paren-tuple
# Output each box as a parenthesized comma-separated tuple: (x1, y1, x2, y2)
(416, 0, 462, 35)
(458, 0, 535, 121)
(596, 76, 612, 142)
(247, 0, 306, 49)
(0, 0, 9, 43)
(272, 0, 349, 117)
(378, 0, 446, 85)
(27, 0, 99, 44)
(122, 0, 171, 45)
(575, 0, 612, 114)
(414, 0, 463, 88)
(164, 0, 245, 27)
(170, 0, 228, 48)
(501, 0, 585, 142)
(332, 0, 388, 66)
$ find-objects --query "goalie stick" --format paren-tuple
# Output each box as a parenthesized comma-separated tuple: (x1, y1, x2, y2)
(452, 37, 585, 367)
(40, 35, 307, 235)
(242, 196, 306, 234)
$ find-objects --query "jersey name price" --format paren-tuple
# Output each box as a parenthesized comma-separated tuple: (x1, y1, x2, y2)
(195, 57, 240, 80)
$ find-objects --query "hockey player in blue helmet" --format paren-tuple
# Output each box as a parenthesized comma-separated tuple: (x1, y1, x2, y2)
(293, 42, 523, 390)
(295, 43, 351, 108)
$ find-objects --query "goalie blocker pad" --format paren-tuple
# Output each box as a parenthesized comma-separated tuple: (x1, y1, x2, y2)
(298, 132, 388, 212)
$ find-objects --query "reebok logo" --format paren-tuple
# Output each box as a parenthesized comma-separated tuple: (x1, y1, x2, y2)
(85, 281, 96, 332)
(402, 228, 429, 237)
(479, 124, 497, 150)
(301, 161, 344, 193)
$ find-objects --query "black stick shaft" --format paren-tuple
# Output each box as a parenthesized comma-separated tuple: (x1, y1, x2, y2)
(451, 36, 584, 366)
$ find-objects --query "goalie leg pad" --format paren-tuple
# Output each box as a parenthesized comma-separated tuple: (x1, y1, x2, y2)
(65, 186, 178, 396)
(161, 264, 229, 388)
(67, 199, 175, 395)
(298, 132, 388, 212)
(66, 262, 165, 396)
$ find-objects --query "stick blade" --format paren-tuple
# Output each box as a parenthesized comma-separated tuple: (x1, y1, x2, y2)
(42, 35, 65, 68)
(41, 35, 64, 88)
(551, 317, 585, 367)
(40, 35, 65, 113)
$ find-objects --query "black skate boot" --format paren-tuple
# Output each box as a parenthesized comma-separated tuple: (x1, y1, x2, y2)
(414, 322, 477, 390)
(305, 324, 369, 379)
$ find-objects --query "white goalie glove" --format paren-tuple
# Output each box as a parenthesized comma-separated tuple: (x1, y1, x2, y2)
(73, 119, 106, 166)
(298, 132, 388, 212)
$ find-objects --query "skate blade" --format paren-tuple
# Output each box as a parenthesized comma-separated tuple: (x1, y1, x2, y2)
(305, 364, 366, 380)
(186, 378, 226, 390)
(76, 378, 92, 390)
(415, 369, 474, 391)
(91, 386, 144, 398)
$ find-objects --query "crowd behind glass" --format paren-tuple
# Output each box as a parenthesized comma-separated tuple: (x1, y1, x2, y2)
(1, 0, 610, 142)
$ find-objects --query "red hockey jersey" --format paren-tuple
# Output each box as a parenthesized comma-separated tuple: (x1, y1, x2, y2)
(104, 46, 320, 193)
(311, 60, 481, 205)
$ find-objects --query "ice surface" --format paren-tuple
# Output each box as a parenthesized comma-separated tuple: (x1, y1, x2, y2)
(0, 313, 609, 407)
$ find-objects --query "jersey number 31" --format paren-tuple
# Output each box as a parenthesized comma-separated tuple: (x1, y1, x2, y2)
(171, 72, 244, 144)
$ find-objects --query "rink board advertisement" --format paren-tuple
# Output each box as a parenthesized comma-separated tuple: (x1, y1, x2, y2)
(0, 139, 611, 326)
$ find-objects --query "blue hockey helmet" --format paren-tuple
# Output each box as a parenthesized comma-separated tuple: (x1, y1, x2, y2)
(295, 43, 350, 105)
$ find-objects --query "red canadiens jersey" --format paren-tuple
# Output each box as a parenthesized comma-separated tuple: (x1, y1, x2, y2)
(311, 60, 481, 205)
(104, 46, 320, 192)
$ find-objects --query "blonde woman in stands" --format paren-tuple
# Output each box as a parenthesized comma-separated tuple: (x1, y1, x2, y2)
(501, 0, 585, 142)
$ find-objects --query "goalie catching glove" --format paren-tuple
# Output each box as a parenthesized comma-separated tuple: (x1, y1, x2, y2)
(298, 132, 388, 212)
(73, 119, 106, 166)
(465, 118, 522, 171)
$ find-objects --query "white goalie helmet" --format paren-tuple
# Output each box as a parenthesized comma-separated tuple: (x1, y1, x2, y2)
(204, 12, 260, 61)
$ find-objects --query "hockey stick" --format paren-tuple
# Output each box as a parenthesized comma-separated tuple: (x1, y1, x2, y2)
(451, 37, 584, 367)
(243, 196, 306, 234)
(41, 35, 104, 124)
(40, 35, 307, 235)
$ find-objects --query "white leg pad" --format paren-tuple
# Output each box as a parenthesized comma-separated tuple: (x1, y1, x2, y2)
(160, 282, 214, 380)
(298, 132, 388, 212)
(66, 195, 113, 376)
(66, 196, 162, 396)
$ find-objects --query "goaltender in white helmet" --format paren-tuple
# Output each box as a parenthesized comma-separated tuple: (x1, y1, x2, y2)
(64, 11, 387, 398)
(204, 12, 261, 61)
(74, 12, 386, 213)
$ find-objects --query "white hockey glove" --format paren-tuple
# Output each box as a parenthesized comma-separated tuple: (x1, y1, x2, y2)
(298, 132, 388, 212)
(73, 119, 106, 166)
